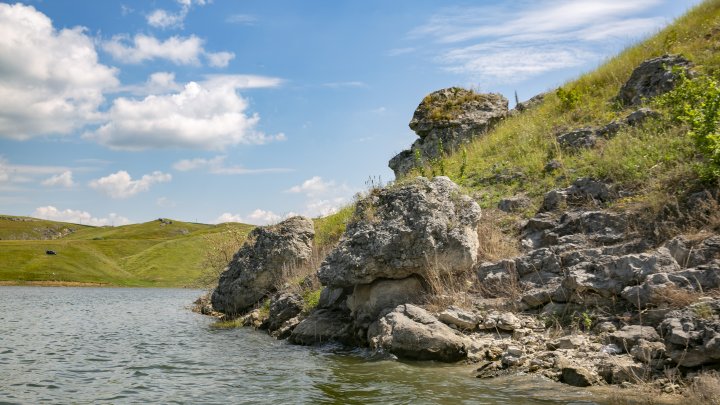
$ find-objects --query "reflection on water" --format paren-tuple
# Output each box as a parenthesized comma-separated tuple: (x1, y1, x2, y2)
(0, 287, 604, 404)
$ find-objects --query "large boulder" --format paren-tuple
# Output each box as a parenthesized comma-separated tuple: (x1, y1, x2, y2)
(211, 216, 315, 315)
(389, 88, 507, 178)
(617, 54, 692, 106)
(289, 309, 355, 346)
(368, 304, 470, 362)
(318, 176, 482, 288)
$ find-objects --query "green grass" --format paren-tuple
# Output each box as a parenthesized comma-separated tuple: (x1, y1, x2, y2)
(412, 0, 720, 214)
(0, 216, 254, 287)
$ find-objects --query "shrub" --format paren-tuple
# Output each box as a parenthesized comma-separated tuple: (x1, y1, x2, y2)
(657, 73, 720, 180)
(556, 86, 581, 111)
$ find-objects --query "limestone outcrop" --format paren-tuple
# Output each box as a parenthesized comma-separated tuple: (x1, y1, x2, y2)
(211, 216, 314, 315)
(617, 54, 693, 106)
(389, 88, 508, 178)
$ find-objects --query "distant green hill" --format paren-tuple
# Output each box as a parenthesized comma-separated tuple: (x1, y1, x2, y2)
(0, 216, 254, 287)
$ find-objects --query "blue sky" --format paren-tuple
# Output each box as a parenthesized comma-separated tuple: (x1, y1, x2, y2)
(0, 0, 704, 225)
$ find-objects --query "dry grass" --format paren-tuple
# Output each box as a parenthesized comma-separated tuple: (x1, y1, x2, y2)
(688, 371, 720, 405)
(476, 210, 520, 262)
(422, 256, 476, 312)
(649, 285, 706, 308)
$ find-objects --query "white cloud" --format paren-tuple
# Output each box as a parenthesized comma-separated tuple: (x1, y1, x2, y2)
(286, 176, 355, 217)
(0, 157, 74, 184)
(226, 14, 257, 25)
(287, 176, 334, 196)
(215, 209, 294, 226)
(102, 34, 203, 65)
(322, 81, 367, 88)
(33, 206, 131, 226)
(173, 155, 292, 174)
(202, 74, 283, 89)
(156, 197, 176, 208)
(0, 3, 118, 140)
(409, 0, 669, 83)
(146, 0, 208, 29)
(89, 170, 171, 199)
(41, 171, 75, 187)
(87, 81, 285, 150)
(206, 51, 235, 68)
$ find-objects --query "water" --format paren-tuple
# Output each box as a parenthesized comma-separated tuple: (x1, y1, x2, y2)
(0, 287, 605, 404)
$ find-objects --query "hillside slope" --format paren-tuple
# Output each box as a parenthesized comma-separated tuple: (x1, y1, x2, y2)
(0, 216, 254, 287)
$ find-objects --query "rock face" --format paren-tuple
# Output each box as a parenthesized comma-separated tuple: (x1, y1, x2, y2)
(389, 88, 508, 178)
(617, 54, 692, 106)
(211, 216, 315, 315)
(659, 300, 720, 367)
(368, 304, 470, 362)
(318, 176, 482, 288)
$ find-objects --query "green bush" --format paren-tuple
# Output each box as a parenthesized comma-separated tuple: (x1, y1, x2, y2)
(556, 86, 581, 111)
(658, 73, 720, 180)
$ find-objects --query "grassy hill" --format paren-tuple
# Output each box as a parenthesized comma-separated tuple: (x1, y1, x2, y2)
(399, 0, 720, 231)
(0, 216, 254, 287)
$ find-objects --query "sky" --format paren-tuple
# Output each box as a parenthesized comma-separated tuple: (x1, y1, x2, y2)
(0, 0, 705, 226)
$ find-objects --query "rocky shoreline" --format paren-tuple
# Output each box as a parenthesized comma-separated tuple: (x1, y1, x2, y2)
(196, 54, 720, 399)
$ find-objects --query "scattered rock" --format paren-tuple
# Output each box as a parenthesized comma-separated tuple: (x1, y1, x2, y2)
(346, 276, 425, 326)
(438, 306, 479, 330)
(211, 216, 315, 315)
(514, 92, 546, 112)
(609, 325, 661, 353)
(266, 293, 304, 332)
(557, 128, 597, 150)
(617, 54, 693, 106)
(498, 194, 531, 213)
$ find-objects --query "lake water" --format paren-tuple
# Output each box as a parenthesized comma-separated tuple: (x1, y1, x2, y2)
(0, 287, 607, 404)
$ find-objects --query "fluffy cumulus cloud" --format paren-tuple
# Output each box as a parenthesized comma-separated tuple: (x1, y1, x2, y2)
(33, 206, 131, 226)
(87, 80, 285, 150)
(89, 170, 171, 199)
(215, 209, 296, 226)
(408, 0, 667, 83)
(102, 34, 233, 67)
(147, 0, 208, 29)
(41, 171, 75, 187)
(286, 176, 355, 217)
(0, 3, 118, 139)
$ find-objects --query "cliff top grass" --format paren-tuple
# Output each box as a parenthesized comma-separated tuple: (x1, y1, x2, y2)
(405, 0, 720, 223)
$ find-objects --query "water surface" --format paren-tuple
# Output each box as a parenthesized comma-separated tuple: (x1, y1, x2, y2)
(0, 287, 605, 404)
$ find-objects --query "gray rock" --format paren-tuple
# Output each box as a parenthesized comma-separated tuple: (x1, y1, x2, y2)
(544, 159, 563, 172)
(289, 309, 354, 346)
(630, 339, 666, 363)
(498, 194, 531, 213)
(318, 176, 481, 288)
(617, 54, 693, 106)
(266, 293, 304, 332)
(368, 304, 469, 362)
(389, 88, 508, 178)
(625, 108, 660, 126)
(659, 301, 720, 367)
(514, 92, 546, 112)
(346, 277, 425, 325)
(557, 128, 597, 150)
(212, 216, 315, 315)
(561, 365, 597, 387)
(608, 325, 661, 353)
(438, 306, 479, 330)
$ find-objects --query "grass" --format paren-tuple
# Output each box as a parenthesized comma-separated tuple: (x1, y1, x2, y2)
(406, 0, 720, 221)
(0, 215, 254, 287)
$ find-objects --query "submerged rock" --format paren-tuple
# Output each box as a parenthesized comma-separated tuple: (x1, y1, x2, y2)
(211, 216, 314, 315)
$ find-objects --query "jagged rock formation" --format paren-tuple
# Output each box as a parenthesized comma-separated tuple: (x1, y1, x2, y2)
(555, 108, 660, 151)
(617, 54, 693, 106)
(389, 88, 508, 178)
(292, 176, 482, 360)
(211, 216, 314, 315)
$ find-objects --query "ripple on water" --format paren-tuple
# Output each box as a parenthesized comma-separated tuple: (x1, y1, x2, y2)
(0, 287, 605, 404)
